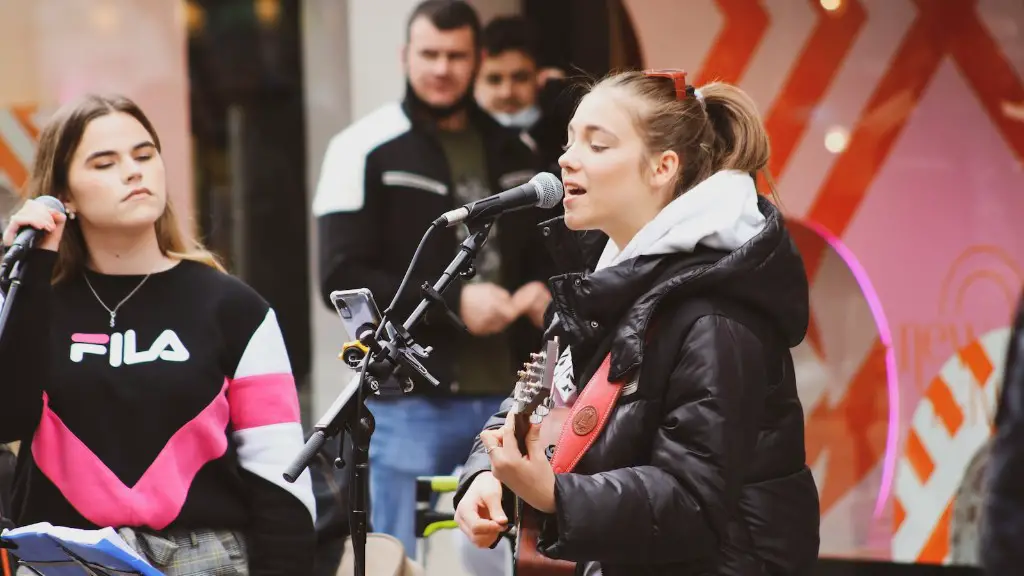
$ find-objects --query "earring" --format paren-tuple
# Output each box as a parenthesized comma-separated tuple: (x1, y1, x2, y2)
(68, 210, 76, 220)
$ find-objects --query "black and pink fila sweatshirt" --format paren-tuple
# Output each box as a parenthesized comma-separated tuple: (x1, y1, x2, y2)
(0, 249, 316, 574)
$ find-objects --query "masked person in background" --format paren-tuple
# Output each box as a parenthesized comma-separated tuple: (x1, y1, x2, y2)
(475, 15, 575, 174)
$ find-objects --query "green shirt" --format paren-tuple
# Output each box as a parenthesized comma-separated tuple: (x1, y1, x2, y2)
(435, 126, 513, 396)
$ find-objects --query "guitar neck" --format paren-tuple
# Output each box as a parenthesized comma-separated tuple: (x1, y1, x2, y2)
(514, 411, 532, 455)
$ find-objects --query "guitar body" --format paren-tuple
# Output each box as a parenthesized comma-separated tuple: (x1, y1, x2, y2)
(514, 505, 576, 576)
(513, 406, 576, 576)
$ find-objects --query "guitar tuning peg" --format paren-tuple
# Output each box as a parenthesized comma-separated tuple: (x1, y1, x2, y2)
(517, 370, 527, 379)
(535, 404, 549, 417)
(529, 413, 544, 425)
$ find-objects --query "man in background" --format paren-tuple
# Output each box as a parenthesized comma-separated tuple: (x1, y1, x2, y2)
(474, 15, 575, 172)
(312, 0, 553, 560)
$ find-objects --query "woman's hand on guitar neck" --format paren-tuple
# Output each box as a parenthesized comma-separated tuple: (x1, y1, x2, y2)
(455, 471, 508, 548)
(481, 413, 557, 514)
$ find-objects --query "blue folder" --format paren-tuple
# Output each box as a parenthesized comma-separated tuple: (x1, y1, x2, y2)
(0, 523, 162, 576)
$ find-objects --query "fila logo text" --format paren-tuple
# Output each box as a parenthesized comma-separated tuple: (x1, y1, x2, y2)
(70, 330, 190, 367)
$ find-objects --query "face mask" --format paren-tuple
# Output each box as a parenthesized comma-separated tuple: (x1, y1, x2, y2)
(491, 105, 541, 129)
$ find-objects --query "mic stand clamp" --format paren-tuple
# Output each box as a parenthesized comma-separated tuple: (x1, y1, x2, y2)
(285, 217, 498, 576)
(419, 283, 466, 333)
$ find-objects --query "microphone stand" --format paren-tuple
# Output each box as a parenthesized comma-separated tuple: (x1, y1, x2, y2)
(0, 249, 32, 342)
(284, 217, 496, 576)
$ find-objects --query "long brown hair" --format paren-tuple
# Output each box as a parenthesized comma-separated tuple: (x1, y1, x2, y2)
(590, 70, 779, 202)
(22, 94, 223, 284)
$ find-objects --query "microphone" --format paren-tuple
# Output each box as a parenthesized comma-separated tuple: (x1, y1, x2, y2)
(1, 196, 66, 269)
(433, 172, 563, 228)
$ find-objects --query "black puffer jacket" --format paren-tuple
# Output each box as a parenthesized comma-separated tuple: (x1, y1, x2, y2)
(454, 197, 821, 575)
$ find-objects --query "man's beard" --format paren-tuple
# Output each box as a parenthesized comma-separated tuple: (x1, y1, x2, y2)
(405, 81, 475, 121)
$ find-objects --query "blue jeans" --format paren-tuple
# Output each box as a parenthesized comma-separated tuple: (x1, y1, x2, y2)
(367, 394, 505, 557)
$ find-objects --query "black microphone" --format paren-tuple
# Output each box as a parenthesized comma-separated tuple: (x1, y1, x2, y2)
(1, 196, 66, 270)
(432, 172, 563, 228)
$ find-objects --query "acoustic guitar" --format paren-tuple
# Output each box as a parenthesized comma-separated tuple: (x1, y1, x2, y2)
(508, 336, 576, 576)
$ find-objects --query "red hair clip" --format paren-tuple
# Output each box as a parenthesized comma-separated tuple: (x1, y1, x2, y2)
(643, 68, 688, 101)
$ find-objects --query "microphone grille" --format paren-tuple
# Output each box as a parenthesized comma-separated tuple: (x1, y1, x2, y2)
(34, 195, 67, 215)
(530, 172, 563, 209)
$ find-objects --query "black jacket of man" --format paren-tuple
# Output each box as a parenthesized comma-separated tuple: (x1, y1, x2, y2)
(313, 90, 554, 396)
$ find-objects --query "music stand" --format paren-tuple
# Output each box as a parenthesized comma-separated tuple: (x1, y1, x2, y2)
(1, 524, 161, 576)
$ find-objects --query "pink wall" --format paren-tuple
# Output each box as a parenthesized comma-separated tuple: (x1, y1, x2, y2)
(0, 0, 193, 234)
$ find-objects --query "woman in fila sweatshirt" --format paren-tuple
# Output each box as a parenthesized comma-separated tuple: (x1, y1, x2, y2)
(0, 94, 315, 575)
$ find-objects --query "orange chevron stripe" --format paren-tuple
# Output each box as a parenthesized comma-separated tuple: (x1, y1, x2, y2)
(917, 497, 953, 563)
(905, 428, 935, 483)
(0, 137, 28, 189)
(694, 0, 769, 86)
(925, 375, 964, 437)
(893, 497, 907, 533)
(959, 338, 994, 387)
(921, 0, 1024, 163)
(764, 0, 866, 181)
(11, 105, 39, 141)
(805, 338, 888, 513)
(786, 223, 828, 356)
(805, 11, 943, 238)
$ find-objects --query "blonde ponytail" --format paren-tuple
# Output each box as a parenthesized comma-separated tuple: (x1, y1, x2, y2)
(591, 71, 780, 201)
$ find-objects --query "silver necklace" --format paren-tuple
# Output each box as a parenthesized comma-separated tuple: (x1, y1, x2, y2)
(83, 272, 152, 328)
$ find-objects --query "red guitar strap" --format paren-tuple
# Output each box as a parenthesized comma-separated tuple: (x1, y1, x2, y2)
(549, 353, 622, 474)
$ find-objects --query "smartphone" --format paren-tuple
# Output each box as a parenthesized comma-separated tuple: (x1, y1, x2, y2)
(330, 288, 411, 394)
(330, 288, 382, 343)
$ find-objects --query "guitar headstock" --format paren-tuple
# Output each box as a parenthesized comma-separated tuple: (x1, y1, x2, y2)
(510, 337, 560, 442)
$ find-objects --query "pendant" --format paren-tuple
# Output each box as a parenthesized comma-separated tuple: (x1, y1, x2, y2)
(109, 312, 116, 328)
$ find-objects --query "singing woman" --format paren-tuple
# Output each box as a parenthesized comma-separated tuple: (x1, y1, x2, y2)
(453, 69, 821, 575)
(0, 94, 315, 575)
